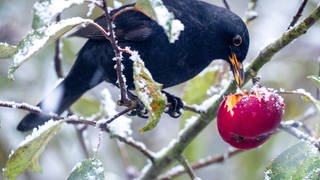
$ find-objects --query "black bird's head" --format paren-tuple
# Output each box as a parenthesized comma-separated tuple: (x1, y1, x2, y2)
(207, 7, 250, 87)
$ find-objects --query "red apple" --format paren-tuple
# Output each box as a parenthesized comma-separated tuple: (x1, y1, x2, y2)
(217, 86, 285, 149)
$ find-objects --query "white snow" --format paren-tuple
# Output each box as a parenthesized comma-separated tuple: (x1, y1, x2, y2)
(150, 0, 184, 43)
(33, 0, 85, 27)
(18, 120, 61, 148)
(113, 1, 123, 8)
(264, 169, 272, 180)
(86, 1, 96, 17)
(12, 17, 94, 77)
(96, 89, 132, 137)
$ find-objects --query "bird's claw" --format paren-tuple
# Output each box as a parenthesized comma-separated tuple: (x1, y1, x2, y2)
(127, 92, 149, 119)
(163, 91, 184, 118)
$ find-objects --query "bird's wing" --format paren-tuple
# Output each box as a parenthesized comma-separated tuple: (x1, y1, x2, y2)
(70, 5, 154, 42)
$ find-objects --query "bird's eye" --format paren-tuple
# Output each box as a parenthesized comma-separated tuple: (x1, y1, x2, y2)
(232, 35, 242, 46)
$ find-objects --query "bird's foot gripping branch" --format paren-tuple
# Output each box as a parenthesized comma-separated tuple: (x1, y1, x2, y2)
(0, 0, 320, 179)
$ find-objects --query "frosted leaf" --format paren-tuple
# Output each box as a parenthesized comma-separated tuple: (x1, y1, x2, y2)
(135, 0, 184, 43)
(0, 42, 17, 59)
(67, 158, 104, 180)
(32, 0, 85, 29)
(8, 17, 94, 79)
(266, 142, 320, 179)
(131, 49, 167, 132)
(3, 120, 64, 179)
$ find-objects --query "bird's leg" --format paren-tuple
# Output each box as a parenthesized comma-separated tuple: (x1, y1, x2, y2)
(162, 91, 184, 118)
(126, 91, 148, 118)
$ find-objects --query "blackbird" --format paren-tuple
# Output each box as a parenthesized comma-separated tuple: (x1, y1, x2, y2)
(17, 0, 249, 131)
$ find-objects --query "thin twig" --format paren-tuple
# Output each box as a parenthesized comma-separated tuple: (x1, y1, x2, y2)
(287, 0, 309, 30)
(244, 0, 258, 24)
(279, 122, 319, 149)
(116, 141, 137, 180)
(54, 13, 64, 78)
(159, 149, 242, 180)
(105, 108, 133, 124)
(178, 156, 198, 180)
(222, 0, 230, 10)
(76, 126, 90, 158)
(183, 105, 205, 114)
(102, 0, 131, 107)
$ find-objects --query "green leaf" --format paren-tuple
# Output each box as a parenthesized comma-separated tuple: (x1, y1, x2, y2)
(135, 0, 184, 43)
(135, 0, 157, 21)
(71, 96, 100, 116)
(181, 68, 221, 161)
(308, 75, 320, 89)
(265, 142, 320, 180)
(67, 158, 105, 180)
(132, 52, 167, 132)
(0, 42, 17, 59)
(8, 17, 94, 80)
(3, 120, 64, 180)
(32, 0, 85, 29)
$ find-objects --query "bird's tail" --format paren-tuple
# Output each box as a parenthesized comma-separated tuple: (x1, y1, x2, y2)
(17, 42, 105, 131)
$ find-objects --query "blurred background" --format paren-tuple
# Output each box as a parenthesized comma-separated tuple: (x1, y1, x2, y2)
(0, 0, 320, 179)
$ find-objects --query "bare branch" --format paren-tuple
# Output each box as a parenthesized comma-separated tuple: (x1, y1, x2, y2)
(159, 149, 242, 179)
(279, 122, 319, 149)
(102, 0, 131, 107)
(116, 141, 138, 180)
(287, 0, 309, 29)
(222, 0, 230, 10)
(245, 0, 258, 24)
(177, 156, 199, 180)
(76, 126, 90, 158)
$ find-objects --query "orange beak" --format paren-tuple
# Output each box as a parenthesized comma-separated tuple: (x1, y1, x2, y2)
(229, 52, 245, 87)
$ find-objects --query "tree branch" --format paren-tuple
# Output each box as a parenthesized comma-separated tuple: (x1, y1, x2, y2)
(159, 149, 242, 180)
(245, 0, 258, 24)
(287, 0, 309, 29)
(222, 0, 230, 10)
(177, 156, 198, 180)
(139, 3, 320, 179)
(102, 0, 131, 107)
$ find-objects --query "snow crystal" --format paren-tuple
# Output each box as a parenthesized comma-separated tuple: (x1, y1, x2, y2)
(150, 0, 184, 43)
(178, 115, 199, 136)
(154, 139, 177, 158)
(264, 169, 272, 180)
(18, 120, 61, 147)
(96, 89, 132, 137)
(197, 94, 220, 112)
(13, 17, 93, 70)
(86, 1, 96, 17)
(33, 0, 85, 27)
(137, 160, 152, 179)
(113, 1, 123, 8)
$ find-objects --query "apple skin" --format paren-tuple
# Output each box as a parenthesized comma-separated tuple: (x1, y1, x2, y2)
(217, 87, 285, 149)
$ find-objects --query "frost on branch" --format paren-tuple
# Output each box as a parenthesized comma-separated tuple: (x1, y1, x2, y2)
(3, 120, 64, 179)
(8, 17, 94, 79)
(135, 0, 184, 43)
(130, 49, 167, 132)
